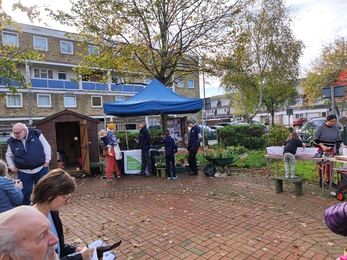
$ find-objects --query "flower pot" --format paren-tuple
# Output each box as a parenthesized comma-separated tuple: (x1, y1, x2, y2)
(57, 161, 64, 169)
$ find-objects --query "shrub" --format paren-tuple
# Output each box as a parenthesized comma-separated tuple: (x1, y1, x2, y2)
(267, 124, 290, 146)
(219, 124, 267, 150)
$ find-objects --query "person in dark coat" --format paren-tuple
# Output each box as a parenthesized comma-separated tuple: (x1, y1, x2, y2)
(187, 116, 202, 176)
(31, 169, 94, 260)
(6, 122, 51, 205)
(137, 121, 152, 176)
(161, 130, 178, 180)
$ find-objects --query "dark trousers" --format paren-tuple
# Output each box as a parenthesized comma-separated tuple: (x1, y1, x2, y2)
(18, 166, 49, 205)
(141, 149, 152, 175)
(188, 146, 198, 174)
(165, 154, 176, 178)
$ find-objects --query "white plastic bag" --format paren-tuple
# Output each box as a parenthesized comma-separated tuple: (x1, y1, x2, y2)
(114, 144, 122, 160)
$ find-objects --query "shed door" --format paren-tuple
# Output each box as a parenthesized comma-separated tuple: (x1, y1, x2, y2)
(79, 120, 90, 174)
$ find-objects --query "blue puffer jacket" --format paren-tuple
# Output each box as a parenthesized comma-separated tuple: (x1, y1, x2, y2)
(324, 202, 347, 236)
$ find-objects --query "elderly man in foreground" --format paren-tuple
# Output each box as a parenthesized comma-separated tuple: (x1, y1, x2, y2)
(0, 206, 60, 260)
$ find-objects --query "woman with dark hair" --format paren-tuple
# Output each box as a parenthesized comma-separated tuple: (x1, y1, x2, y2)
(0, 159, 23, 213)
(313, 114, 347, 187)
(31, 169, 94, 260)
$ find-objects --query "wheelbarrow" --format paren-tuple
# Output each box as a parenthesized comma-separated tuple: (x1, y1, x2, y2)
(203, 153, 248, 177)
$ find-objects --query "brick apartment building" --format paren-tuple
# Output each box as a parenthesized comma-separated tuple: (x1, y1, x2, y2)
(0, 23, 201, 135)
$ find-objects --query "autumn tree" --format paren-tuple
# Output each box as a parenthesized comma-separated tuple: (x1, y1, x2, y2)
(48, 0, 246, 86)
(301, 37, 347, 115)
(218, 0, 303, 124)
(0, 1, 44, 93)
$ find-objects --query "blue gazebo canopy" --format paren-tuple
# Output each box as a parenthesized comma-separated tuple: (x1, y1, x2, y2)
(103, 78, 203, 117)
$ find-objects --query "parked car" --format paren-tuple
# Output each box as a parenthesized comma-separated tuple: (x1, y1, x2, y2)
(296, 117, 344, 146)
(148, 125, 162, 130)
(293, 117, 307, 127)
(198, 125, 213, 135)
(210, 125, 224, 131)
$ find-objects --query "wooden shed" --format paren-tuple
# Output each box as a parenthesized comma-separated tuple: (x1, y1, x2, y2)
(33, 109, 100, 175)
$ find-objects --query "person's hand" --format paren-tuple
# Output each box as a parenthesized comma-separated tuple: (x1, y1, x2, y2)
(80, 247, 95, 260)
(322, 145, 330, 152)
(10, 166, 18, 173)
(117, 139, 120, 143)
(43, 162, 49, 167)
(75, 246, 83, 252)
(14, 181, 23, 189)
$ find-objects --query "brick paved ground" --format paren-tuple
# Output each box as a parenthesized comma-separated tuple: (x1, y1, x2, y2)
(59, 169, 346, 260)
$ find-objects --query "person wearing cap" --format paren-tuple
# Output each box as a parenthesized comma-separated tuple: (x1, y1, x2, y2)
(187, 116, 202, 176)
(137, 120, 152, 176)
(105, 123, 121, 181)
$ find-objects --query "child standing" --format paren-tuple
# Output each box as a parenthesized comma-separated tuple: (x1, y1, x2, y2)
(161, 130, 178, 180)
(282, 132, 306, 179)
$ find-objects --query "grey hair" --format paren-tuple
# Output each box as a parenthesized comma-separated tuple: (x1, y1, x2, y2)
(0, 206, 38, 259)
(140, 120, 146, 126)
(0, 228, 32, 259)
(0, 159, 8, 177)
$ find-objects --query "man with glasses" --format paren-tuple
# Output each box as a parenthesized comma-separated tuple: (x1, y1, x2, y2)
(6, 123, 51, 205)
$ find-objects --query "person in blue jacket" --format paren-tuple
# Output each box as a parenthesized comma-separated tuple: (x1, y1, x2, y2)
(161, 130, 178, 180)
(0, 159, 23, 213)
(6, 123, 51, 205)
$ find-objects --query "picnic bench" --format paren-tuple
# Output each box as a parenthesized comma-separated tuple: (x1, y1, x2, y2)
(273, 176, 304, 196)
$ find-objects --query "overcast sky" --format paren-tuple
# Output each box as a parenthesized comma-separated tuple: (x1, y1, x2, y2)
(3, 0, 347, 97)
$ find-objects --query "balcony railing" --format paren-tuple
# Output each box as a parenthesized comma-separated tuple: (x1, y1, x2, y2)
(1, 78, 146, 93)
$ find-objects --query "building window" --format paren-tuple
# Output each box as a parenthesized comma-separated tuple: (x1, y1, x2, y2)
(207, 109, 215, 115)
(125, 124, 136, 130)
(33, 36, 48, 51)
(58, 71, 66, 80)
(2, 31, 18, 46)
(91, 96, 102, 107)
(6, 94, 22, 107)
(115, 96, 125, 102)
(88, 45, 100, 55)
(176, 79, 184, 88)
(60, 41, 73, 54)
(211, 100, 218, 108)
(34, 69, 53, 79)
(64, 95, 77, 107)
(187, 79, 194, 88)
(37, 94, 51, 107)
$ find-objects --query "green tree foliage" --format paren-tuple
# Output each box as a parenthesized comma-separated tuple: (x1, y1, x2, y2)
(0, 1, 44, 93)
(301, 37, 347, 115)
(218, 0, 303, 122)
(47, 0, 246, 86)
(267, 124, 290, 146)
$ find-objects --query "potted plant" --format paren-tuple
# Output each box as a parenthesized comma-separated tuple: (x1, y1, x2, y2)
(154, 154, 166, 168)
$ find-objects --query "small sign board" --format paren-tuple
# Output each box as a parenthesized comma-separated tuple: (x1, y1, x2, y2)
(322, 86, 344, 98)
(286, 108, 293, 115)
(204, 97, 211, 110)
